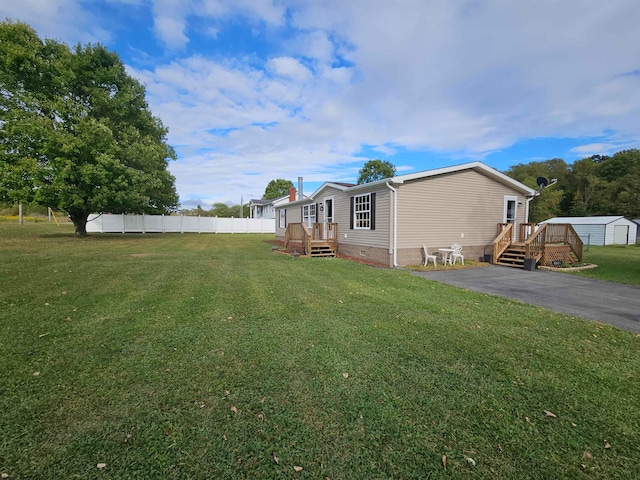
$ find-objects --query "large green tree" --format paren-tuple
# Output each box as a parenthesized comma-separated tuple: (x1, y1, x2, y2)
(357, 159, 396, 184)
(504, 159, 571, 223)
(0, 21, 178, 236)
(263, 178, 293, 200)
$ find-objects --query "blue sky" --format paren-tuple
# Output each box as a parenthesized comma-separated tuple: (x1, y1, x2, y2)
(2, 1, 640, 207)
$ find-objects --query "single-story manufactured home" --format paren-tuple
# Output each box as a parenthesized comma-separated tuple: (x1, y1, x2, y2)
(275, 161, 540, 267)
(539, 216, 638, 246)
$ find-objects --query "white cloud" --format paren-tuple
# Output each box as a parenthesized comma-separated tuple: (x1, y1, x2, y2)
(569, 143, 620, 157)
(4, 0, 640, 204)
(266, 57, 311, 82)
(0, 0, 111, 44)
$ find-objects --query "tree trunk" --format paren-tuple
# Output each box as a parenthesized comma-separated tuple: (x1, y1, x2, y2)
(69, 212, 89, 236)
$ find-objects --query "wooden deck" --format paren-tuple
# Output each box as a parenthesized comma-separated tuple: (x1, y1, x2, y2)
(284, 223, 338, 257)
(493, 223, 583, 269)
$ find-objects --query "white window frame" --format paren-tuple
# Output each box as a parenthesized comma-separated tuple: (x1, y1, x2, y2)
(302, 204, 316, 227)
(354, 193, 371, 229)
(279, 209, 286, 229)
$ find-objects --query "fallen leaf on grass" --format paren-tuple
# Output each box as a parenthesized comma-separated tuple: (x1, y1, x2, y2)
(544, 410, 557, 418)
(124, 434, 132, 443)
(464, 455, 476, 466)
(260, 397, 266, 403)
(604, 441, 611, 449)
(33, 372, 40, 377)
(525, 416, 530, 423)
(38, 333, 49, 338)
(272, 452, 279, 464)
(97, 463, 107, 469)
(257, 413, 264, 421)
(293, 466, 303, 472)
(1, 473, 10, 478)
(583, 451, 593, 460)
(442, 454, 447, 469)
(342, 372, 349, 378)
(230, 406, 238, 414)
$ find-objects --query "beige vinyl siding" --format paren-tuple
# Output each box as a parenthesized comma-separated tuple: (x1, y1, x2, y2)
(315, 186, 344, 225)
(396, 169, 528, 249)
(274, 202, 305, 237)
(336, 185, 391, 250)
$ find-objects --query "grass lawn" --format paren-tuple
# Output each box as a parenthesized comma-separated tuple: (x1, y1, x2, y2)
(1, 223, 639, 479)
(575, 244, 640, 285)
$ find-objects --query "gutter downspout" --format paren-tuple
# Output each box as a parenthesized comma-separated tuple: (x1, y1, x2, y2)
(386, 182, 398, 267)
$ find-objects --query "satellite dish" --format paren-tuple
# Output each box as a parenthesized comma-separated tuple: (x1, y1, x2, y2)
(536, 177, 549, 189)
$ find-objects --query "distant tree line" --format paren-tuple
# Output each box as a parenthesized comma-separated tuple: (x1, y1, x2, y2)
(179, 203, 249, 218)
(505, 149, 640, 223)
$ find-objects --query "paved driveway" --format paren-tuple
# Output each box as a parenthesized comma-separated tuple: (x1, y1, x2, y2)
(412, 265, 640, 333)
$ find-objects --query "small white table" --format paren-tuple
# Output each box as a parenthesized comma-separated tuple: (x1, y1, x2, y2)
(438, 248, 453, 266)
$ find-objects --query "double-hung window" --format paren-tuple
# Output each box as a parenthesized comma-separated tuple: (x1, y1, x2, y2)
(350, 192, 376, 230)
(302, 204, 316, 227)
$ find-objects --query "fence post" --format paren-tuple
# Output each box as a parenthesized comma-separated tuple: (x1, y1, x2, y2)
(162, 214, 165, 233)
(142, 213, 146, 234)
(231, 216, 234, 234)
(180, 215, 183, 234)
(122, 213, 125, 233)
(198, 215, 201, 234)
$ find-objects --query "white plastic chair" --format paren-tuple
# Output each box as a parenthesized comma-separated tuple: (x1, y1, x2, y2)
(422, 244, 437, 267)
(450, 243, 464, 265)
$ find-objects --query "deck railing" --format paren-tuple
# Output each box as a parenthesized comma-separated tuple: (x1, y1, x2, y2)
(309, 222, 338, 242)
(492, 223, 513, 260)
(519, 223, 536, 242)
(524, 223, 583, 262)
(284, 223, 311, 255)
(285, 222, 338, 256)
(543, 223, 583, 261)
(524, 223, 547, 261)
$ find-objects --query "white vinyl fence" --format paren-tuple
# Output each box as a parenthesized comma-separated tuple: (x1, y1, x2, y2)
(86, 213, 275, 234)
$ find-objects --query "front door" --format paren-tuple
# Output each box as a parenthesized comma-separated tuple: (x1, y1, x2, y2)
(504, 196, 517, 239)
(324, 197, 334, 239)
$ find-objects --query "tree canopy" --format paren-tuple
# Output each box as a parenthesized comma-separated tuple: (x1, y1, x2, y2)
(504, 149, 640, 223)
(357, 159, 396, 184)
(263, 179, 293, 200)
(0, 21, 178, 235)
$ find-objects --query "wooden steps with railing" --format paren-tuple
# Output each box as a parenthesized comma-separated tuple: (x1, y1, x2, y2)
(284, 222, 338, 258)
(496, 243, 526, 268)
(310, 242, 336, 257)
(492, 223, 584, 270)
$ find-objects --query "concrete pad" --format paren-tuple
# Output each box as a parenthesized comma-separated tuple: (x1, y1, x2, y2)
(412, 265, 640, 333)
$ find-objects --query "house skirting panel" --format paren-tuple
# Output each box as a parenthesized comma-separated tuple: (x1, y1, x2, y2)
(337, 244, 392, 267)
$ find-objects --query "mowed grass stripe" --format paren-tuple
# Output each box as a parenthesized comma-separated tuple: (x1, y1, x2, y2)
(0, 223, 638, 479)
